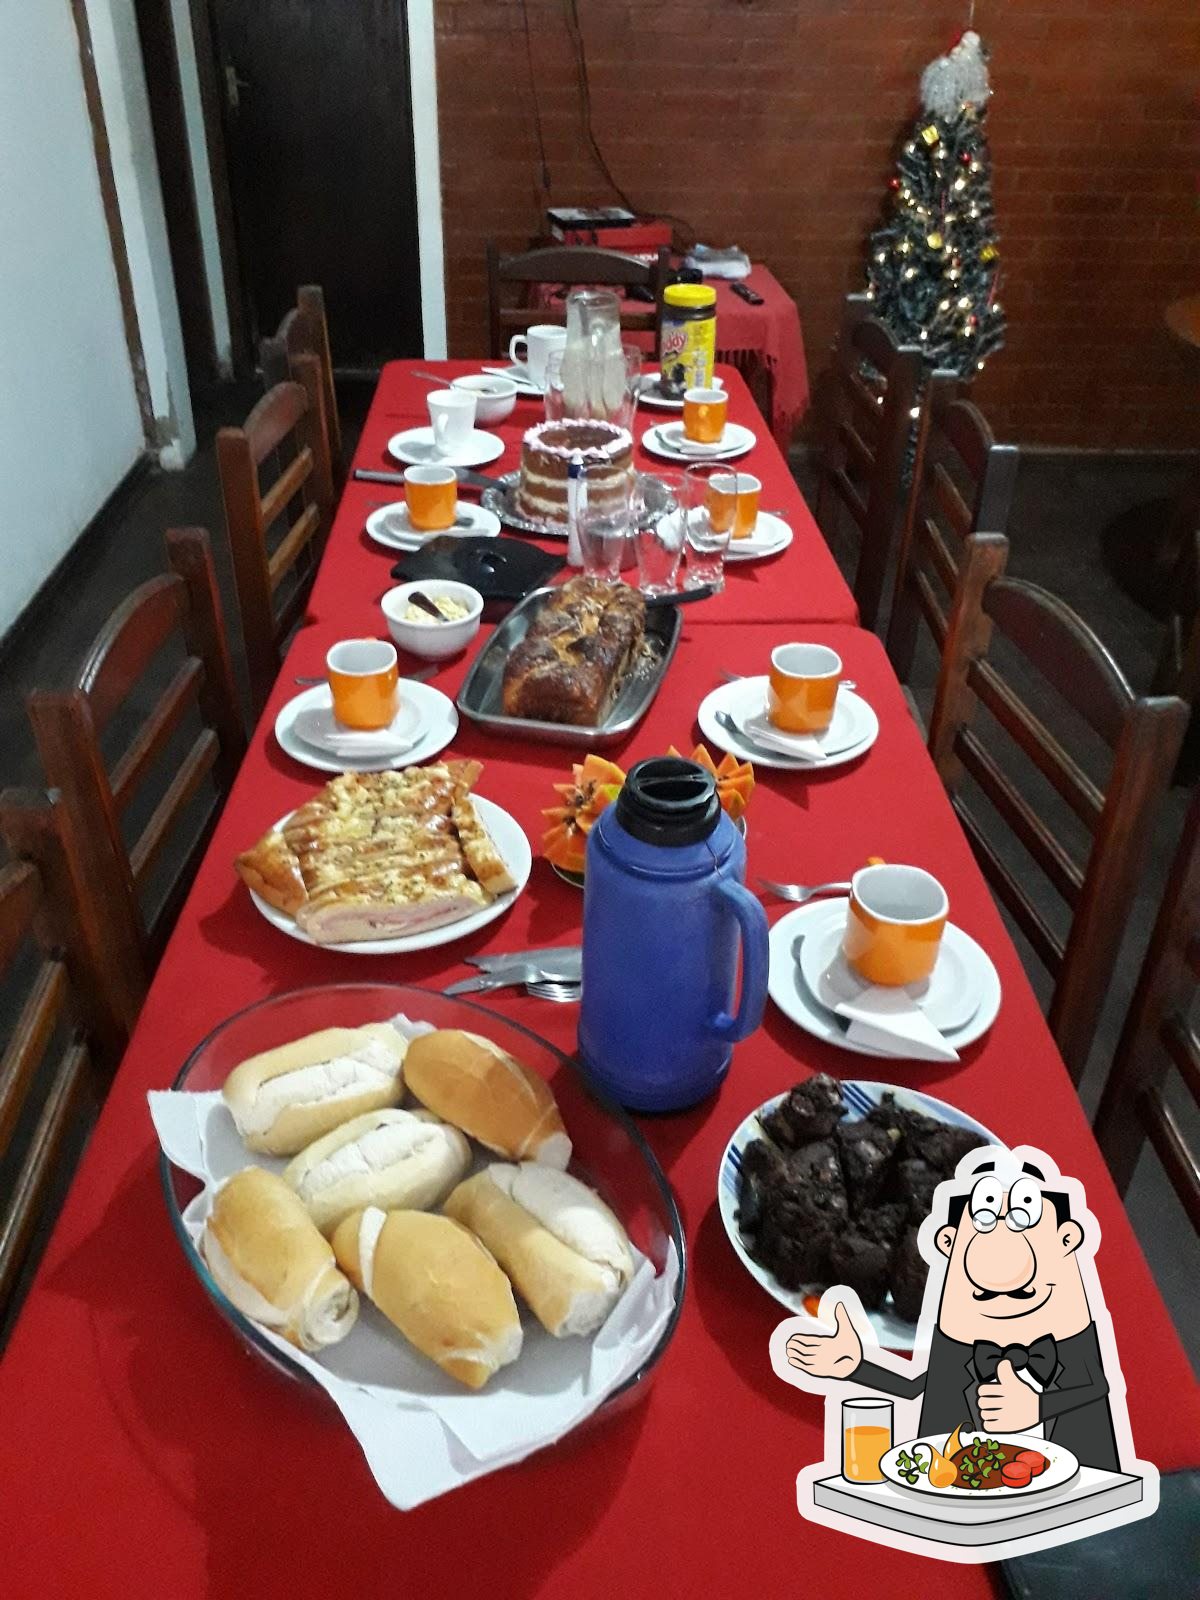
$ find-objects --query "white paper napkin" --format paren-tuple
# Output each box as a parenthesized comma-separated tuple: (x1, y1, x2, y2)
(833, 985, 960, 1062)
(741, 710, 827, 762)
(146, 1014, 680, 1510)
(293, 708, 419, 760)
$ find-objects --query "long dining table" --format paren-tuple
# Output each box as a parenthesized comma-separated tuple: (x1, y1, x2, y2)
(0, 366, 1195, 1599)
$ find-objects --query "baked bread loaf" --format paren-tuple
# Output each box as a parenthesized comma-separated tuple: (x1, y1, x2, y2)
(515, 419, 633, 526)
(284, 1108, 470, 1234)
(445, 1163, 635, 1337)
(331, 1208, 522, 1389)
(222, 1022, 408, 1155)
(202, 1168, 358, 1352)
(502, 576, 646, 725)
(403, 1029, 571, 1168)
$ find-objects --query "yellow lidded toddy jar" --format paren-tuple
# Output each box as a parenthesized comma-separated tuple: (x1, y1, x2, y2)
(658, 283, 717, 391)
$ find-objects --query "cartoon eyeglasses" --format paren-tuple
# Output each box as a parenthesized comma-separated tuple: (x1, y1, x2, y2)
(968, 1175, 1044, 1233)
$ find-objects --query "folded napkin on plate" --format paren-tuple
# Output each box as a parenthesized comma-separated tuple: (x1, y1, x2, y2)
(833, 985, 960, 1062)
(293, 710, 417, 760)
(742, 711, 827, 762)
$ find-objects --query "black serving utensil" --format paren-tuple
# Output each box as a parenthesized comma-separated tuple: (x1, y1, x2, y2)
(390, 536, 565, 604)
(645, 584, 716, 608)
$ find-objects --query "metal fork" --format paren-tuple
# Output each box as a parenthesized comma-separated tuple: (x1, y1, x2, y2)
(525, 978, 581, 1003)
(760, 878, 852, 904)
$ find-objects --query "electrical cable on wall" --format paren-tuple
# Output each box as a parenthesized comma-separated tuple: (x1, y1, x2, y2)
(519, 0, 551, 193)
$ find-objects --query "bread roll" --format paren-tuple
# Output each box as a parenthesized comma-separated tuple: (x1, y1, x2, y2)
(283, 1108, 470, 1234)
(403, 1030, 571, 1168)
(331, 1208, 522, 1389)
(222, 1023, 407, 1155)
(202, 1167, 358, 1352)
(445, 1164, 634, 1337)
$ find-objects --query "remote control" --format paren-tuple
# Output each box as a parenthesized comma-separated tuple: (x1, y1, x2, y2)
(731, 282, 764, 305)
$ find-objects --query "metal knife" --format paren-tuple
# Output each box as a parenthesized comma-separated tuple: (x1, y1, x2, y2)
(354, 468, 408, 486)
(645, 584, 716, 608)
(454, 467, 507, 492)
(465, 945, 581, 972)
(443, 959, 581, 997)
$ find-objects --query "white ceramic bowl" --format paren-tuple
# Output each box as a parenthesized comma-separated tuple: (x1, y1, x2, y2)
(451, 373, 518, 425)
(381, 580, 484, 660)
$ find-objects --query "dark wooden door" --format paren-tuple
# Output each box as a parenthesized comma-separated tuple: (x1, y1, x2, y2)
(206, 0, 423, 372)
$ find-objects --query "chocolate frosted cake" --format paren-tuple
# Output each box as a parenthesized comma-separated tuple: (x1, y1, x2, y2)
(515, 419, 634, 527)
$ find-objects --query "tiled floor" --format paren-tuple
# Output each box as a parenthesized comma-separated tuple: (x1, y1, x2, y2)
(2, 391, 1196, 1370)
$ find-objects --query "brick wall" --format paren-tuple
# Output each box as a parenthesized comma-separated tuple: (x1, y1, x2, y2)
(434, 0, 1199, 450)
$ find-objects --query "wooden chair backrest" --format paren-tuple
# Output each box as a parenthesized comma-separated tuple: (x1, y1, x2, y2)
(485, 243, 671, 357)
(1151, 481, 1200, 783)
(0, 787, 123, 1327)
(26, 529, 246, 1033)
(928, 533, 1188, 1080)
(814, 294, 924, 631)
(260, 284, 344, 488)
(1093, 785, 1200, 1233)
(887, 382, 1018, 682)
(216, 361, 333, 715)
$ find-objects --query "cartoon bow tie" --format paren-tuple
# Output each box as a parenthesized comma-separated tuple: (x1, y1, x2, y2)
(972, 1335, 1058, 1385)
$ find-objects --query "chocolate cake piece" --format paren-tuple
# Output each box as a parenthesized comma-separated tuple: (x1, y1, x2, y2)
(784, 1139, 844, 1196)
(828, 1227, 893, 1311)
(760, 1075, 846, 1148)
(889, 1226, 928, 1323)
(895, 1156, 942, 1224)
(858, 1201, 907, 1249)
(836, 1120, 901, 1211)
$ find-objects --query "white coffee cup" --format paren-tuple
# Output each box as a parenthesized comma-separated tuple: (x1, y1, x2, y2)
(509, 324, 567, 387)
(427, 389, 476, 457)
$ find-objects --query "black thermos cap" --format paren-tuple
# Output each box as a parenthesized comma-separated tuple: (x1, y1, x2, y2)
(615, 757, 720, 847)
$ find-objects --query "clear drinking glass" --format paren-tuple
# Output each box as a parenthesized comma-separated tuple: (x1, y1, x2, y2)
(682, 464, 735, 591)
(634, 469, 691, 596)
(610, 345, 643, 432)
(543, 350, 567, 423)
(841, 1397, 893, 1483)
(578, 470, 632, 581)
(549, 345, 642, 429)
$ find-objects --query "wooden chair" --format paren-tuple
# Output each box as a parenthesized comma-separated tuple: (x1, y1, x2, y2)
(217, 361, 333, 715)
(485, 242, 671, 359)
(0, 787, 124, 1330)
(928, 532, 1188, 1082)
(1151, 486, 1200, 783)
(1093, 785, 1200, 1232)
(813, 294, 924, 632)
(260, 285, 344, 491)
(26, 528, 246, 1035)
(886, 382, 1018, 684)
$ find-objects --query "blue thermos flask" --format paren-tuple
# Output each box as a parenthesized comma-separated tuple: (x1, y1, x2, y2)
(577, 757, 769, 1112)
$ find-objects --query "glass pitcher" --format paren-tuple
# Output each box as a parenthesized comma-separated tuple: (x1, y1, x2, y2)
(559, 288, 628, 422)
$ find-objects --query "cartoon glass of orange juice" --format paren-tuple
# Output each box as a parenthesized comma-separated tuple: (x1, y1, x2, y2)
(706, 471, 761, 540)
(327, 639, 399, 730)
(841, 1397, 893, 1483)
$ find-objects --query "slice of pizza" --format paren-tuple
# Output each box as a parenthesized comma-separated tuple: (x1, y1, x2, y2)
(235, 828, 307, 915)
(451, 791, 517, 896)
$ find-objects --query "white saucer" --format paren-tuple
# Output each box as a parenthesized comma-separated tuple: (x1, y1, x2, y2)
(799, 905, 981, 1034)
(636, 371, 725, 411)
(387, 427, 506, 469)
(767, 900, 1001, 1057)
(295, 697, 424, 760)
(641, 421, 756, 462)
(274, 682, 459, 774)
(698, 677, 879, 771)
(481, 363, 542, 397)
(365, 501, 501, 552)
(248, 794, 531, 955)
(723, 512, 793, 562)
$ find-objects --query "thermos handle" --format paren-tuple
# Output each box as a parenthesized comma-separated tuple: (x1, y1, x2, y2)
(709, 876, 770, 1042)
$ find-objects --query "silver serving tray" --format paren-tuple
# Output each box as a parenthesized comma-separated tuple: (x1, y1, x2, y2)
(480, 470, 672, 540)
(456, 585, 683, 747)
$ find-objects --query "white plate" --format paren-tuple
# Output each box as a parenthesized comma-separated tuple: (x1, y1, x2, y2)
(641, 421, 756, 462)
(482, 362, 543, 396)
(365, 501, 501, 551)
(636, 371, 725, 411)
(768, 901, 1002, 1056)
(698, 677, 879, 771)
(723, 512, 793, 562)
(274, 682, 459, 774)
(882, 1431, 1079, 1499)
(801, 907, 981, 1034)
(248, 793, 530, 953)
(387, 428, 506, 469)
(717, 1080, 1000, 1350)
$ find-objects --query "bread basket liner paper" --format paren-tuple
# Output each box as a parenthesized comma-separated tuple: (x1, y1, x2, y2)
(148, 1014, 680, 1510)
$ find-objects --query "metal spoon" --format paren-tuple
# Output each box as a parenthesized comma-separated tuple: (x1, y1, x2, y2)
(407, 589, 447, 621)
(760, 878, 852, 904)
(720, 670, 856, 689)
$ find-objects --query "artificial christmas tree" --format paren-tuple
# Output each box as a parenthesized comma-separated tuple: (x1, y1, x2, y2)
(866, 32, 1006, 378)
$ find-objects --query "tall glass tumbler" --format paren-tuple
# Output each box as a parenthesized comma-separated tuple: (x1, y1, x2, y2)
(634, 470, 691, 596)
(682, 464, 735, 592)
(841, 1397, 893, 1483)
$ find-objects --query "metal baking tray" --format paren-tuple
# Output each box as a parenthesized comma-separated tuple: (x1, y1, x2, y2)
(456, 585, 683, 747)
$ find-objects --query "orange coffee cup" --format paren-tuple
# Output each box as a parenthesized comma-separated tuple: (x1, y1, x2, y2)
(842, 863, 948, 987)
(327, 639, 399, 730)
(683, 386, 728, 444)
(404, 464, 457, 532)
(767, 642, 842, 734)
(707, 471, 761, 540)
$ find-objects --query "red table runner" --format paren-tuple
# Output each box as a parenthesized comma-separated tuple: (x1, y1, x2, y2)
(0, 615, 1194, 1599)
(314, 360, 856, 630)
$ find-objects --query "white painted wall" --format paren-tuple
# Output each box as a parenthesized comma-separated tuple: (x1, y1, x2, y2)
(407, 0, 447, 357)
(86, 0, 195, 465)
(0, 0, 143, 637)
(169, 0, 231, 373)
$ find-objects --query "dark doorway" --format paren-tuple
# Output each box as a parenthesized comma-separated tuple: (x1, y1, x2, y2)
(205, 0, 424, 374)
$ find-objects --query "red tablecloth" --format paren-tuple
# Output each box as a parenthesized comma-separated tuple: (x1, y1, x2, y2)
(320, 360, 855, 629)
(0, 614, 1194, 1599)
